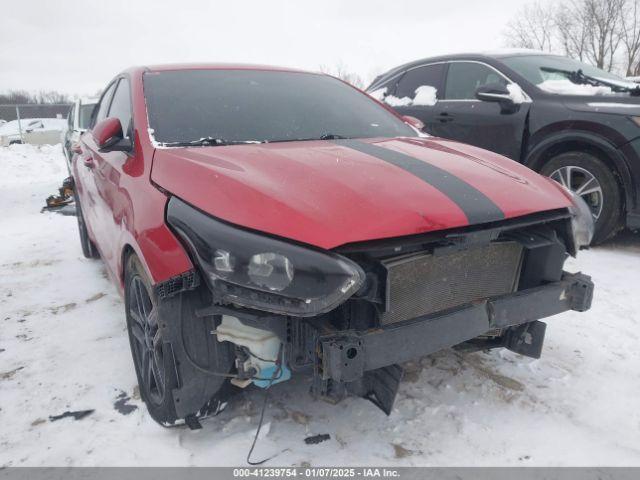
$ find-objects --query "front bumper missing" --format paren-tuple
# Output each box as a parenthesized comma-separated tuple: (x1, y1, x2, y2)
(317, 272, 594, 385)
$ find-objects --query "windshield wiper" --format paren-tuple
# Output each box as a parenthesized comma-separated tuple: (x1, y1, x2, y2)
(319, 133, 349, 140)
(160, 137, 265, 147)
(541, 67, 640, 95)
(268, 133, 351, 143)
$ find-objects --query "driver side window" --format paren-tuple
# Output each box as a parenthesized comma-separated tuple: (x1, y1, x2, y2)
(94, 82, 117, 126)
(444, 62, 508, 100)
(107, 79, 132, 139)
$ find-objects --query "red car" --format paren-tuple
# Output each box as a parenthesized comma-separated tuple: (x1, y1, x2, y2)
(73, 64, 594, 428)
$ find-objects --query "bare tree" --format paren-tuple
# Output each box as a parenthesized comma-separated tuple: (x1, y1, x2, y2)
(621, 0, 640, 75)
(36, 90, 71, 104)
(581, 0, 625, 71)
(0, 90, 35, 105)
(319, 62, 365, 89)
(505, 0, 632, 73)
(0, 89, 71, 105)
(504, 1, 557, 51)
(557, 1, 590, 61)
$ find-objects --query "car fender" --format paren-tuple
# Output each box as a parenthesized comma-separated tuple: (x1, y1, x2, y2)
(524, 130, 635, 210)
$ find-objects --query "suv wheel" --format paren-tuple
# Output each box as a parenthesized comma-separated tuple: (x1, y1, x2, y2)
(125, 254, 180, 426)
(75, 193, 99, 259)
(541, 151, 622, 244)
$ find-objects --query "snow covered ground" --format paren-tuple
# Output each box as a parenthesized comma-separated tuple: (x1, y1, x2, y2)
(1, 144, 639, 467)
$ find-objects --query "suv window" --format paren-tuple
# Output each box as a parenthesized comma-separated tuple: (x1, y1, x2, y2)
(108, 79, 132, 138)
(444, 62, 507, 100)
(94, 82, 116, 125)
(395, 64, 444, 99)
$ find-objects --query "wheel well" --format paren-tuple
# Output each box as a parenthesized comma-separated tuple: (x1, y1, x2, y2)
(530, 140, 626, 208)
(121, 244, 135, 286)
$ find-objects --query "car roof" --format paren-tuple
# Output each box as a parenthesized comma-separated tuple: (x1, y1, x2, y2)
(142, 63, 310, 74)
(395, 49, 554, 67)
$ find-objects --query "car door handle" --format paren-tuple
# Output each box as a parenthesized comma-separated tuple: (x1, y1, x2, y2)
(83, 155, 95, 169)
(436, 112, 454, 123)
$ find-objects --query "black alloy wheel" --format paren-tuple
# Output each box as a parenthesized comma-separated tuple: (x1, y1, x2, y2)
(125, 255, 179, 425)
(128, 274, 166, 406)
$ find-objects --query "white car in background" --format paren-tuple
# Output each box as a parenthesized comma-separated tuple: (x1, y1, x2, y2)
(62, 97, 98, 167)
(0, 118, 67, 147)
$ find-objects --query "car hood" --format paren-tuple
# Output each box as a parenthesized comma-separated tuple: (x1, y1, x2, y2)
(151, 137, 571, 249)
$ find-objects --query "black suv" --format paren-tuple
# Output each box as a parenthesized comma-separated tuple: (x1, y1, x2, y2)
(368, 52, 640, 243)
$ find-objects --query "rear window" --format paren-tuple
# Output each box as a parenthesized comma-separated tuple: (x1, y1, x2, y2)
(143, 69, 416, 144)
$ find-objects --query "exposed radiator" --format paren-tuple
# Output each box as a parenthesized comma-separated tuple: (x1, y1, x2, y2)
(380, 242, 523, 326)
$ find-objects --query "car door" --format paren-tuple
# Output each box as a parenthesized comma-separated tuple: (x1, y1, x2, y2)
(76, 81, 117, 256)
(431, 61, 530, 160)
(88, 77, 134, 277)
(387, 63, 445, 134)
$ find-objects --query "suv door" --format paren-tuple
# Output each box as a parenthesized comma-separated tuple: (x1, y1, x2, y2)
(387, 63, 445, 133)
(435, 61, 530, 160)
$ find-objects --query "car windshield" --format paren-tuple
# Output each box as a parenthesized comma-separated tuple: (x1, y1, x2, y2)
(79, 103, 95, 129)
(143, 69, 416, 145)
(502, 55, 633, 92)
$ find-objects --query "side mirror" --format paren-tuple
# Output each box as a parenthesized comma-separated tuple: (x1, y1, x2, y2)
(92, 117, 132, 152)
(402, 115, 425, 131)
(475, 83, 517, 112)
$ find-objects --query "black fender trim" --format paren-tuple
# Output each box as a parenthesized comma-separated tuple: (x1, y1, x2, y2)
(156, 284, 234, 420)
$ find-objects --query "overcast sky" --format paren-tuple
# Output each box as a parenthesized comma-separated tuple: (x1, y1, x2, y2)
(0, 0, 526, 96)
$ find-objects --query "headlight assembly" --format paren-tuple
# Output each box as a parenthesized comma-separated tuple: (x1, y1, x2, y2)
(557, 183, 595, 251)
(167, 197, 365, 316)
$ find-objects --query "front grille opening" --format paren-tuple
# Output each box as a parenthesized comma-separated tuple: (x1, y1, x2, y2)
(379, 241, 524, 326)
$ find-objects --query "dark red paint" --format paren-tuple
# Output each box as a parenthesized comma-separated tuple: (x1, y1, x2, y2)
(92, 117, 123, 149)
(74, 64, 572, 295)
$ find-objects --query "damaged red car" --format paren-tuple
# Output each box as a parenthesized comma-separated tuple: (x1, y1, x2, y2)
(72, 64, 595, 428)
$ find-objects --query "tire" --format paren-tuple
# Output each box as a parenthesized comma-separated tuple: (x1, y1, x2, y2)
(125, 254, 180, 426)
(540, 151, 623, 244)
(124, 254, 235, 427)
(74, 193, 99, 259)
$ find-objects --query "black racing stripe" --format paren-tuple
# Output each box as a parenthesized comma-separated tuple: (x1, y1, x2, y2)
(335, 139, 505, 224)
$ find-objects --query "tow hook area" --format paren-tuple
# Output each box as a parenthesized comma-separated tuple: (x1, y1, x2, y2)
(214, 315, 291, 388)
(504, 321, 547, 359)
(313, 333, 403, 415)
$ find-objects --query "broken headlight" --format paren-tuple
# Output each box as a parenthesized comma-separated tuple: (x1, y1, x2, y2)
(167, 197, 365, 316)
(549, 179, 595, 252)
(567, 187, 595, 249)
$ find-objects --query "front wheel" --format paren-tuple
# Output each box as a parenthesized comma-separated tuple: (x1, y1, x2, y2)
(540, 151, 622, 244)
(124, 254, 234, 427)
(125, 254, 180, 425)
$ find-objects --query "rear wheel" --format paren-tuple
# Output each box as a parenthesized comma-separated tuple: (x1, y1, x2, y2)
(74, 193, 99, 259)
(540, 151, 623, 244)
